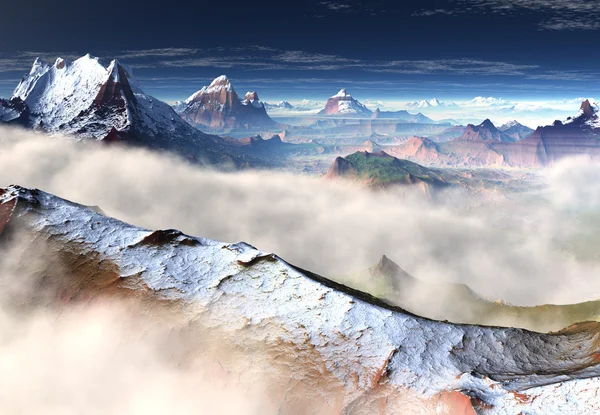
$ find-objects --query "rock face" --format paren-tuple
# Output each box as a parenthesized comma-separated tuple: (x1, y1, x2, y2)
(392, 101, 600, 168)
(175, 75, 277, 130)
(0, 97, 28, 123)
(497, 100, 600, 166)
(456, 119, 519, 143)
(318, 89, 373, 117)
(0, 55, 246, 166)
(3, 185, 600, 414)
(325, 151, 447, 188)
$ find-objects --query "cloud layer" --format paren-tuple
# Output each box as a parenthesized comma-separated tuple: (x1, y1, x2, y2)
(2, 128, 600, 309)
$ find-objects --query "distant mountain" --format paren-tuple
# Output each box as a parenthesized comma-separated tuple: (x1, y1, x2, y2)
(386, 101, 600, 168)
(264, 101, 293, 111)
(325, 150, 447, 188)
(296, 99, 323, 110)
(498, 100, 600, 166)
(348, 255, 600, 333)
(175, 75, 277, 130)
(0, 55, 244, 166)
(405, 98, 458, 109)
(318, 89, 373, 117)
(371, 108, 435, 123)
(455, 119, 520, 143)
(499, 120, 534, 141)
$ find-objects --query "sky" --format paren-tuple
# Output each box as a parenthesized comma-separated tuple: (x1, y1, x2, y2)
(0, 0, 599, 105)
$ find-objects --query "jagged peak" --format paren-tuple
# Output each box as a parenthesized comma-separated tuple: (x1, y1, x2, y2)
(74, 53, 101, 65)
(332, 88, 350, 98)
(478, 118, 496, 129)
(209, 75, 231, 87)
(106, 60, 122, 82)
(502, 120, 520, 128)
(186, 75, 235, 103)
(244, 91, 260, 101)
(29, 57, 50, 75)
(580, 99, 597, 117)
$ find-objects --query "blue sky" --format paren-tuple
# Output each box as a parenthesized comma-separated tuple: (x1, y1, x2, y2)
(1, 0, 599, 103)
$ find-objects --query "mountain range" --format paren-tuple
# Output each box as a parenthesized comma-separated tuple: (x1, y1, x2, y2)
(387, 104, 599, 167)
(0, 55, 256, 167)
(405, 98, 459, 109)
(371, 108, 435, 123)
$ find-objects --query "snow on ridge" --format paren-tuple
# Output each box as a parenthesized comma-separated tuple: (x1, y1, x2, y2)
(185, 75, 234, 103)
(12, 54, 108, 129)
(5, 184, 600, 414)
(332, 88, 351, 99)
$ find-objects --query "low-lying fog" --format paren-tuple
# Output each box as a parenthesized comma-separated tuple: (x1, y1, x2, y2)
(1, 126, 600, 306)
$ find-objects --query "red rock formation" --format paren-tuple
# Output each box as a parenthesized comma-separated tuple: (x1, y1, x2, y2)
(177, 76, 277, 130)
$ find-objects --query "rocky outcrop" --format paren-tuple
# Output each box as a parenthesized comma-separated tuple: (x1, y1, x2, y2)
(176, 76, 277, 130)
(495, 100, 600, 166)
(325, 150, 448, 188)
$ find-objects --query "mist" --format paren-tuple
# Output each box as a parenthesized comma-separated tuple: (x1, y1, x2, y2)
(1, 127, 600, 307)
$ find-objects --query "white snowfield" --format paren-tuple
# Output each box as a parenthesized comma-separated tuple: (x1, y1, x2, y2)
(10, 54, 191, 140)
(3, 185, 600, 414)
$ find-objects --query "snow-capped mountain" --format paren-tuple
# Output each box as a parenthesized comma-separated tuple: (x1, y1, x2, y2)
(297, 99, 323, 110)
(318, 89, 373, 117)
(175, 75, 277, 130)
(0, 55, 243, 166)
(263, 101, 293, 111)
(5, 184, 600, 414)
(499, 100, 600, 166)
(405, 98, 458, 109)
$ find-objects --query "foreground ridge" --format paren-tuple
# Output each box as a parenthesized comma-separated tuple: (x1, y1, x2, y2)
(2, 185, 600, 413)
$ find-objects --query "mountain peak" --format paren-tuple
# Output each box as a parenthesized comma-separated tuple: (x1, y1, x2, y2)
(244, 91, 259, 101)
(478, 119, 496, 129)
(209, 75, 230, 87)
(320, 89, 372, 116)
(581, 99, 597, 118)
(177, 76, 275, 129)
(332, 88, 350, 98)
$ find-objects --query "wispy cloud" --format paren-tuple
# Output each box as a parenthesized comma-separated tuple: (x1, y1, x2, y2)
(415, 0, 600, 31)
(319, 1, 354, 12)
(0, 46, 547, 77)
(1, 44, 599, 100)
